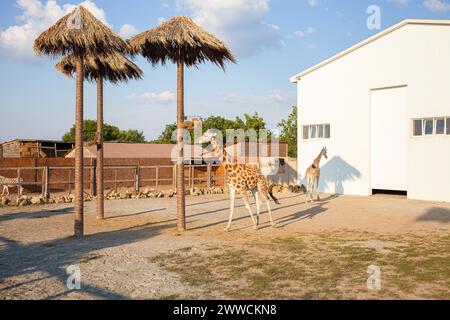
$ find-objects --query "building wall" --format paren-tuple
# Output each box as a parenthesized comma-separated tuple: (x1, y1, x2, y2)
(296, 23, 450, 202)
(1, 141, 21, 158)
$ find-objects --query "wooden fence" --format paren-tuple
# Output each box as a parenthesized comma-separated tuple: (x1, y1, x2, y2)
(0, 164, 226, 197)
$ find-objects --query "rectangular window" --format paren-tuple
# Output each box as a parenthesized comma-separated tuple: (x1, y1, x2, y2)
(303, 126, 309, 140)
(413, 119, 423, 136)
(302, 124, 331, 140)
(436, 118, 445, 135)
(412, 117, 450, 137)
(424, 119, 434, 135)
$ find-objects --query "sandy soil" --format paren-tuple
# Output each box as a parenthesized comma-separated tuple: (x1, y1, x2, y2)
(0, 193, 449, 300)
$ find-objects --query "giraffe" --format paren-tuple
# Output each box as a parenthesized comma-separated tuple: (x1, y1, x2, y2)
(198, 130, 280, 231)
(305, 147, 328, 203)
(0, 176, 24, 197)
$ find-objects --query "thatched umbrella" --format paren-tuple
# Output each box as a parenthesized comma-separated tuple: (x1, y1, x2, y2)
(129, 16, 235, 232)
(34, 6, 131, 237)
(56, 52, 142, 220)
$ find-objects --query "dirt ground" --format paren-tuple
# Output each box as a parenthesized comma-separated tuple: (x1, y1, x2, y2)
(0, 193, 449, 300)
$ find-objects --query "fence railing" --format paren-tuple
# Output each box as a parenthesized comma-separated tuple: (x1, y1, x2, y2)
(0, 164, 225, 197)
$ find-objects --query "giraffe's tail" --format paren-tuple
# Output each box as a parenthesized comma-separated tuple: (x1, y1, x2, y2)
(268, 185, 280, 205)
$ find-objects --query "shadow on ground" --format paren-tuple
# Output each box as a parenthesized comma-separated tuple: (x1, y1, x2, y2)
(417, 207, 450, 224)
(0, 220, 174, 300)
(0, 206, 74, 223)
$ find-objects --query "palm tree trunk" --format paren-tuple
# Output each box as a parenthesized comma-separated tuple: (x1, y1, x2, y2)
(96, 75, 104, 220)
(176, 59, 186, 232)
(74, 56, 84, 237)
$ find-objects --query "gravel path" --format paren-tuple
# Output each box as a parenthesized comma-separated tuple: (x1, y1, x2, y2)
(0, 193, 449, 300)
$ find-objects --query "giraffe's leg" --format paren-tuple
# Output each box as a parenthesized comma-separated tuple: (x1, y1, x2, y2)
(6, 186, 9, 196)
(252, 189, 261, 226)
(257, 181, 275, 227)
(225, 188, 236, 231)
(261, 191, 275, 227)
(306, 176, 313, 203)
(316, 175, 321, 201)
(309, 177, 315, 203)
(1, 186, 5, 197)
(304, 176, 309, 203)
(241, 191, 257, 230)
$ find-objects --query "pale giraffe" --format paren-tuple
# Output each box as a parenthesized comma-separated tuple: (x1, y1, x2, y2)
(305, 147, 328, 203)
(198, 130, 280, 231)
(0, 176, 24, 197)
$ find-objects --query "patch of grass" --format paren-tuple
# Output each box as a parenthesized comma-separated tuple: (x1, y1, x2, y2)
(151, 231, 450, 300)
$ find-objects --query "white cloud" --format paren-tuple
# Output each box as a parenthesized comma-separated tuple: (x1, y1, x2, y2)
(127, 91, 176, 104)
(269, 90, 285, 103)
(294, 26, 316, 38)
(157, 17, 166, 24)
(119, 24, 139, 38)
(0, 0, 109, 61)
(176, 0, 283, 58)
(423, 0, 450, 11)
(307, 0, 319, 6)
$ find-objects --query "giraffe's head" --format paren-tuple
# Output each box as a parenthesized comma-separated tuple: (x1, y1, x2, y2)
(321, 147, 328, 159)
(197, 129, 221, 150)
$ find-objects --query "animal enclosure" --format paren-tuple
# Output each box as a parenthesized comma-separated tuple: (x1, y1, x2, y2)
(0, 162, 225, 196)
(0, 157, 297, 197)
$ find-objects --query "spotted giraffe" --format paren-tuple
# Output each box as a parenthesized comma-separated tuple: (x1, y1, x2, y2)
(305, 147, 328, 203)
(198, 130, 280, 231)
(0, 176, 24, 196)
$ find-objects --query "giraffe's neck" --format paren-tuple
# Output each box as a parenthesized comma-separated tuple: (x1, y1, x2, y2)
(212, 142, 235, 165)
(313, 153, 323, 168)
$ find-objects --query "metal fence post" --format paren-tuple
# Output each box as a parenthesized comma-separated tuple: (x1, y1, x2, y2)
(41, 167, 45, 196)
(207, 164, 212, 189)
(114, 169, 118, 193)
(17, 168, 21, 197)
(43, 166, 50, 196)
(135, 166, 140, 192)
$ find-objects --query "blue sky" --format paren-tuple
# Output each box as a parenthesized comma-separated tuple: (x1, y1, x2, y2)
(0, 0, 449, 142)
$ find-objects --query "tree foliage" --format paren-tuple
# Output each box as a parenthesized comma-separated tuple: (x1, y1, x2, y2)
(278, 106, 298, 158)
(151, 113, 272, 144)
(62, 120, 146, 143)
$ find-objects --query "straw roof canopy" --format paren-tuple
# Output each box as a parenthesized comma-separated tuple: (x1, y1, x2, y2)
(56, 52, 143, 83)
(34, 6, 131, 57)
(129, 16, 235, 69)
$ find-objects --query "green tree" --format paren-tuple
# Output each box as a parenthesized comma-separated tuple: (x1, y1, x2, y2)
(62, 120, 145, 143)
(151, 113, 274, 144)
(117, 129, 146, 143)
(278, 106, 298, 158)
(150, 123, 178, 144)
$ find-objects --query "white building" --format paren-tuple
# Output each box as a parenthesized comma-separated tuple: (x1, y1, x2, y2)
(291, 20, 450, 203)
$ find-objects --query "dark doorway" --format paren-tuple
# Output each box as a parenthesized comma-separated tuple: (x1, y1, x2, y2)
(372, 189, 407, 196)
